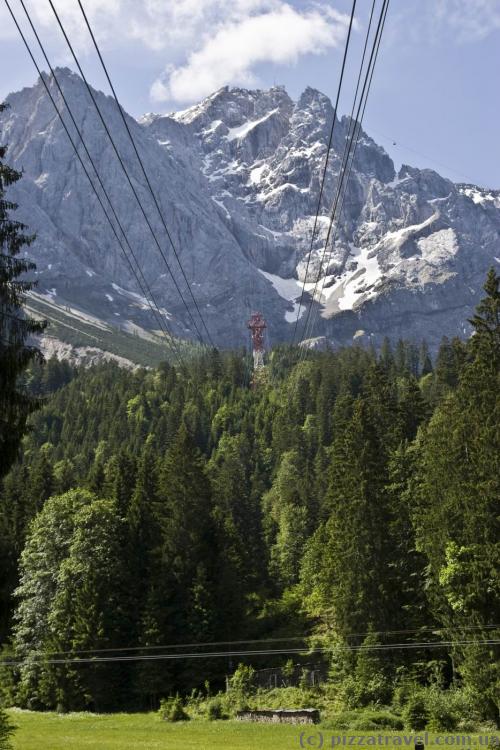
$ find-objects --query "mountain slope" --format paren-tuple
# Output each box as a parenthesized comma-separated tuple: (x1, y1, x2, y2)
(1, 70, 499, 352)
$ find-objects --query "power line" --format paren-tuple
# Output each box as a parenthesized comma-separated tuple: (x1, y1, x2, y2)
(369, 127, 480, 186)
(5, 0, 185, 368)
(8, 624, 498, 659)
(9, 0, 181, 363)
(298, 0, 390, 348)
(298, 3, 377, 353)
(303, 0, 390, 349)
(76, 0, 215, 350)
(298, 1, 381, 350)
(299, 0, 388, 348)
(45, 0, 207, 348)
(291, 0, 358, 345)
(3, 640, 498, 669)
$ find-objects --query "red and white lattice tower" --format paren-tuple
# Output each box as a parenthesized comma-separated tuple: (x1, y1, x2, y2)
(247, 312, 267, 371)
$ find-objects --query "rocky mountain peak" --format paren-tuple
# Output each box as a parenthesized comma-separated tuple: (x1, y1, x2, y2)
(1, 73, 498, 352)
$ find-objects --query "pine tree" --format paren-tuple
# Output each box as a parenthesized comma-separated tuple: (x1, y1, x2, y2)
(412, 270, 500, 722)
(103, 449, 136, 516)
(0, 104, 45, 479)
(262, 450, 310, 588)
(302, 398, 391, 639)
(27, 447, 54, 515)
(419, 341, 433, 377)
(209, 433, 261, 599)
(139, 425, 217, 694)
(0, 706, 14, 750)
(468, 267, 500, 356)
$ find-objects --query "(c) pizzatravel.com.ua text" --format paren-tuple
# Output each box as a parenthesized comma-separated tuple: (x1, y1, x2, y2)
(298, 734, 500, 748)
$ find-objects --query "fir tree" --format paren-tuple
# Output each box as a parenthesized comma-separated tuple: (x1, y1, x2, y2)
(0, 706, 14, 750)
(412, 270, 500, 721)
(0, 104, 45, 479)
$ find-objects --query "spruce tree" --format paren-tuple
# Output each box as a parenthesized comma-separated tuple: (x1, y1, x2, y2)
(0, 707, 14, 750)
(302, 398, 391, 639)
(0, 105, 45, 479)
(412, 270, 500, 722)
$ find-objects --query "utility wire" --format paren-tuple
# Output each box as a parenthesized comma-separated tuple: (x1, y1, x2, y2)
(369, 127, 479, 186)
(302, 0, 389, 348)
(3, 640, 498, 669)
(298, 0, 390, 349)
(9, 0, 179, 360)
(291, 0, 357, 344)
(299, 0, 387, 347)
(7, 624, 498, 659)
(76, 0, 215, 349)
(298, 0, 380, 350)
(45, 0, 207, 347)
(5, 0, 185, 367)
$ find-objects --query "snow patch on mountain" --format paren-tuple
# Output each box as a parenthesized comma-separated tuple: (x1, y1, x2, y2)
(227, 109, 279, 141)
(1, 72, 498, 350)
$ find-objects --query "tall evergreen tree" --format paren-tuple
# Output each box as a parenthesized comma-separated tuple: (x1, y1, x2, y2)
(0, 105, 45, 479)
(302, 398, 391, 639)
(0, 706, 14, 750)
(412, 270, 500, 721)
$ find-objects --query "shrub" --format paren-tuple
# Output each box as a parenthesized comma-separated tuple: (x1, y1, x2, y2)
(322, 710, 403, 731)
(228, 664, 255, 696)
(159, 695, 189, 722)
(340, 673, 392, 709)
(206, 696, 228, 721)
(426, 687, 480, 732)
(403, 692, 429, 731)
(0, 707, 14, 750)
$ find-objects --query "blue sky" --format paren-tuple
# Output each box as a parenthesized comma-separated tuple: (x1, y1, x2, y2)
(1, 0, 499, 188)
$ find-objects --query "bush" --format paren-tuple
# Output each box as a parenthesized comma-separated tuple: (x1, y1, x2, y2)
(426, 687, 479, 732)
(341, 673, 392, 709)
(323, 709, 404, 731)
(403, 692, 429, 731)
(228, 664, 255, 696)
(206, 697, 228, 721)
(0, 707, 14, 750)
(159, 695, 189, 722)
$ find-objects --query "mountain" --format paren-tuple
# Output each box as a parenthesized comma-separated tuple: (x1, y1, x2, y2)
(1, 68, 499, 356)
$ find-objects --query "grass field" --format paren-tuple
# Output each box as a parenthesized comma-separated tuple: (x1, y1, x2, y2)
(9, 710, 497, 750)
(8, 710, 306, 749)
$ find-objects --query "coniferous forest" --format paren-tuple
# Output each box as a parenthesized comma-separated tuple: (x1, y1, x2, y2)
(0, 276, 498, 722)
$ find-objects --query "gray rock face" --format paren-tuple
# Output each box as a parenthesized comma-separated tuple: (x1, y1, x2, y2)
(2, 69, 499, 350)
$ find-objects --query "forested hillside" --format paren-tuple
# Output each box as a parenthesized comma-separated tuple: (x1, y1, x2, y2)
(0, 272, 498, 720)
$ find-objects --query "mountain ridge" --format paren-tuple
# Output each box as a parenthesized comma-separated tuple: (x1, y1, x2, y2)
(1, 68, 498, 353)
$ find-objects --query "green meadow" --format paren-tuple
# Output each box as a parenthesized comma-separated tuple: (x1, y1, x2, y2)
(10, 711, 498, 750)
(9, 710, 305, 750)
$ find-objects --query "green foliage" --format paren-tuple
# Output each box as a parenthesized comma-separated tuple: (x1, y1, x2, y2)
(403, 691, 429, 730)
(323, 709, 404, 731)
(228, 664, 255, 698)
(0, 706, 14, 750)
(411, 269, 500, 724)
(0, 109, 46, 480)
(205, 696, 228, 720)
(339, 632, 393, 708)
(159, 695, 190, 722)
(13, 490, 132, 711)
(0, 274, 497, 719)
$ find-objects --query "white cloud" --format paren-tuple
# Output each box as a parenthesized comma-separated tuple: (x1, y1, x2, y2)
(392, 0, 500, 45)
(1, 0, 348, 104)
(151, 4, 349, 103)
(431, 0, 500, 42)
